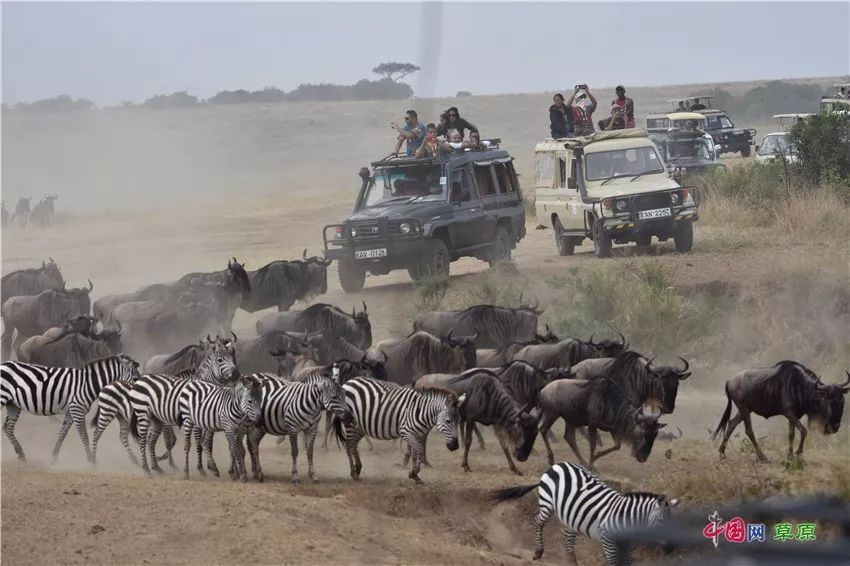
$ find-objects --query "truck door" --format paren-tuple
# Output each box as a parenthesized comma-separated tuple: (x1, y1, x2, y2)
(448, 168, 484, 249)
(561, 156, 584, 231)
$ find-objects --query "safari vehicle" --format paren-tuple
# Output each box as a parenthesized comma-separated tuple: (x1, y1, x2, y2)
(645, 112, 723, 176)
(820, 84, 850, 114)
(755, 114, 811, 164)
(645, 111, 706, 134)
(668, 96, 757, 157)
(322, 142, 526, 292)
(534, 129, 698, 258)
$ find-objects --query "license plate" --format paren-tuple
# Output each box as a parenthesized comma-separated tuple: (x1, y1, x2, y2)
(638, 207, 671, 220)
(354, 248, 387, 259)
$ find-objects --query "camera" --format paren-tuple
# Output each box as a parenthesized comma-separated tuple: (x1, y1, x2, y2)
(575, 84, 588, 91)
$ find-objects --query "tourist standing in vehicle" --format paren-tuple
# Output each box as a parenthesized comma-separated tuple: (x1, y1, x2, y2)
(549, 93, 573, 138)
(437, 107, 478, 140)
(602, 105, 627, 131)
(393, 110, 427, 156)
(415, 124, 452, 158)
(566, 85, 597, 136)
(611, 85, 635, 128)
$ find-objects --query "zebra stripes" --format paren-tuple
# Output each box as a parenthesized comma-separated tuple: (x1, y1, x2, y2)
(0, 354, 140, 462)
(177, 376, 263, 481)
(334, 377, 465, 483)
(246, 372, 352, 482)
(493, 462, 678, 565)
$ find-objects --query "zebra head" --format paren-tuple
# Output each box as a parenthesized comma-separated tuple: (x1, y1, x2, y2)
(235, 376, 264, 424)
(318, 377, 354, 424)
(435, 391, 467, 452)
(116, 354, 141, 381)
(202, 336, 239, 384)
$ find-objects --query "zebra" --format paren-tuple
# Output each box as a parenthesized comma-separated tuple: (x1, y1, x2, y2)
(332, 377, 466, 483)
(0, 354, 140, 463)
(246, 370, 354, 483)
(89, 381, 178, 467)
(492, 462, 678, 565)
(177, 376, 264, 481)
(128, 337, 238, 475)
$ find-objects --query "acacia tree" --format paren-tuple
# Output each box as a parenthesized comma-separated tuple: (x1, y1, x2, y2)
(372, 62, 420, 82)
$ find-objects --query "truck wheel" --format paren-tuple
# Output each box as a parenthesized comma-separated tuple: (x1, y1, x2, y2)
(338, 259, 366, 293)
(635, 235, 652, 256)
(673, 221, 694, 253)
(740, 145, 752, 158)
(592, 221, 613, 259)
(488, 226, 512, 267)
(554, 218, 575, 256)
(409, 239, 450, 281)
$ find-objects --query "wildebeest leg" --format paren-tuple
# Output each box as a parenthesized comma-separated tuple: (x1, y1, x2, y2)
(562, 528, 579, 566)
(2, 405, 26, 461)
(589, 430, 621, 467)
(532, 499, 552, 560)
(494, 424, 522, 476)
(739, 408, 768, 462)
(471, 423, 486, 450)
(461, 419, 474, 472)
(51, 410, 74, 463)
(539, 412, 559, 466)
(784, 412, 807, 459)
(562, 423, 590, 469)
(11, 332, 27, 361)
(717, 412, 743, 458)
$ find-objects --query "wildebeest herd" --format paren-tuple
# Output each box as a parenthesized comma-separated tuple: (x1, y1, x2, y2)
(1, 255, 848, 564)
(1, 194, 59, 229)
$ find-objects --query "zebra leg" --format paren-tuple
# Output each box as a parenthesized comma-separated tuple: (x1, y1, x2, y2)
(343, 425, 363, 480)
(2, 405, 26, 461)
(147, 422, 165, 474)
(51, 411, 74, 463)
(322, 411, 333, 450)
(71, 406, 93, 464)
(192, 427, 207, 477)
(304, 424, 319, 482)
(562, 528, 578, 566)
(420, 430, 432, 468)
(472, 423, 486, 451)
(289, 433, 301, 483)
(461, 419, 474, 472)
(182, 422, 193, 480)
(225, 430, 247, 482)
(90, 413, 109, 465)
(717, 412, 743, 458)
(117, 417, 140, 467)
(562, 424, 591, 469)
(203, 431, 221, 476)
(403, 434, 424, 484)
(494, 424, 522, 476)
(538, 412, 559, 466)
(136, 415, 152, 474)
(600, 534, 631, 566)
(156, 425, 178, 469)
(247, 428, 265, 482)
(531, 503, 552, 560)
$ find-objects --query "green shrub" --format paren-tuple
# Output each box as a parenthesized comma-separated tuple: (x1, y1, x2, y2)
(790, 112, 850, 185)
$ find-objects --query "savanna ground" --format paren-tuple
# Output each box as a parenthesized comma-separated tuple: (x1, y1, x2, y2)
(2, 78, 849, 565)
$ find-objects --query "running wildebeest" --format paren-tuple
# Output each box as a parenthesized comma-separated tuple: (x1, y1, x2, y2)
(413, 299, 544, 349)
(30, 194, 58, 227)
(366, 329, 478, 385)
(511, 333, 628, 370)
(256, 302, 372, 350)
(538, 377, 666, 469)
(476, 325, 559, 367)
(1, 282, 94, 359)
(712, 361, 849, 462)
(240, 250, 331, 313)
(11, 196, 31, 228)
(416, 369, 540, 475)
(1, 258, 64, 307)
(174, 257, 252, 334)
(143, 341, 207, 375)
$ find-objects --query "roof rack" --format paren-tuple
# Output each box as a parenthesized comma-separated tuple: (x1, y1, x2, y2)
(370, 138, 503, 167)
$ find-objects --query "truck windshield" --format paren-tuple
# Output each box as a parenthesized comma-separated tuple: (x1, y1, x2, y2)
(364, 165, 445, 207)
(758, 134, 793, 156)
(585, 146, 665, 181)
(667, 137, 714, 160)
(705, 115, 734, 130)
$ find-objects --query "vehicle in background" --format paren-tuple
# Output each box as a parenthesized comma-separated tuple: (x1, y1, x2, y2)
(667, 96, 757, 157)
(820, 83, 850, 114)
(755, 114, 812, 164)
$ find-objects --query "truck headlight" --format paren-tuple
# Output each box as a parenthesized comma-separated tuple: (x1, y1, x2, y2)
(400, 222, 412, 234)
(670, 192, 680, 205)
(350, 227, 358, 238)
(614, 200, 628, 212)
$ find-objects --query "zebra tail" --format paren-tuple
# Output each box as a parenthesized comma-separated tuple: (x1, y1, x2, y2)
(491, 483, 538, 503)
(711, 382, 733, 441)
(331, 414, 345, 448)
(128, 411, 140, 442)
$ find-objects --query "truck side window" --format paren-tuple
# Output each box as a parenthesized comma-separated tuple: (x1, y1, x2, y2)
(569, 158, 577, 188)
(494, 162, 517, 194)
(451, 169, 472, 202)
(535, 155, 555, 188)
(475, 164, 497, 197)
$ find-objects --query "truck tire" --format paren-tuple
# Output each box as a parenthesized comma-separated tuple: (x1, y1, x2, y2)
(554, 218, 575, 256)
(592, 221, 613, 259)
(338, 259, 366, 293)
(740, 145, 752, 158)
(673, 221, 694, 253)
(409, 239, 450, 281)
(635, 234, 652, 256)
(488, 226, 512, 267)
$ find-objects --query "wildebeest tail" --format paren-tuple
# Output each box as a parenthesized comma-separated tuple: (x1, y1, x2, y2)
(491, 483, 538, 503)
(711, 382, 733, 441)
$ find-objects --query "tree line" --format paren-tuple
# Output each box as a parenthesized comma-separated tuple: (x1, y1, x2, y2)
(4, 62, 420, 112)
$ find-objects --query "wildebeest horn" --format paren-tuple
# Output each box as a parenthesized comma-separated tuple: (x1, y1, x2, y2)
(676, 357, 690, 375)
(674, 426, 683, 439)
(618, 330, 626, 345)
(319, 256, 332, 266)
(362, 300, 367, 313)
(446, 327, 455, 341)
(48, 256, 54, 264)
(302, 249, 308, 259)
(545, 323, 551, 334)
(87, 278, 94, 292)
(841, 371, 850, 388)
(646, 357, 656, 371)
(518, 292, 524, 305)
(351, 307, 356, 318)
(115, 320, 122, 334)
(470, 328, 480, 341)
(380, 350, 388, 363)
(231, 331, 238, 343)
(588, 333, 596, 345)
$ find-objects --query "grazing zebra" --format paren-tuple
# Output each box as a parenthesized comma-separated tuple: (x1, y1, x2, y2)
(0, 354, 140, 463)
(177, 376, 263, 481)
(333, 377, 466, 483)
(90, 381, 177, 467)
(128, 338, 238, 475)
(492, 462, 678, 565)
(246, 371, 353, 483)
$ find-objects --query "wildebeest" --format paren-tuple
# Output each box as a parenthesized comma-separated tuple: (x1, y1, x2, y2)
(92, 283, 174, 322)
(366, 329, 478, 385)
(18, 315, 122, 368)
(173, 258, 252, 334)
(413, 299, 544, 349)
(143, 342, 207, 375)
(476, 325, 559, 367)
(1, 258, 64, 307)
(511, 333, 628, 370)
(231, 331, 311, 375)
(11, 196, 31, 228)
(1, 282, 94, 359)
(1, 201, 8, 228)
(240, 251, 331, 313)
(416, 369, 541, 474)
(538, 377, 666, 469)
(30, 194, 58, 227)
(712, 361, 849, 462)
(256, 302, 372, 350)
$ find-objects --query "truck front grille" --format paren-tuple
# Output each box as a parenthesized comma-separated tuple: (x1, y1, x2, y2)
(634, 193, 672, 212)
(351, 221, 382, 240)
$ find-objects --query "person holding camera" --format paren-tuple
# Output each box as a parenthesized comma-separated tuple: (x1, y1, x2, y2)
(415, 123, 453, 158)
(566, 84, 597, 136)
(392, 110, 427, 156)
(601, 105, 627, 131)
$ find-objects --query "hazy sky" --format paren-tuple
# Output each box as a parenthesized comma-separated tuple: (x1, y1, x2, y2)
(3, 2, 848, 105)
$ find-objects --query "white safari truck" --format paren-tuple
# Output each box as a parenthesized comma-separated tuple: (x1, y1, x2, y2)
(533, 129, 699, 258)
